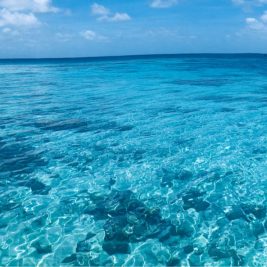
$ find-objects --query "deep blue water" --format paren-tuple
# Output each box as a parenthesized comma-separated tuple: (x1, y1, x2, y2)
(0, 54, 267, 266)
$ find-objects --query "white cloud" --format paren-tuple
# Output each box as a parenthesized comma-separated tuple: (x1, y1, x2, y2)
(232, 0, 267, 6)
(245, 11, 267, 31)
(99, 12, 131, 22)
(0, 0, 59, 30)
(0, 8, 39, 27)
(81, 30, 96, 40)
(246, 17, 265, 29)
(150, 0, 178, 8)
(2, 26, 19, 35)
(235, 1, 267, 30)
(261, 11, 267, 22)
(91, 3, 109, 16)
(80, 30, 108, 41)
(110, 12, 131, 21)
(0, 0, 58, 13)
(0, 0, 58, 30)
(91, 3, 131, 22)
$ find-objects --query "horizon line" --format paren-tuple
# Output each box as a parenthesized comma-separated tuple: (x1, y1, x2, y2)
(0, 52, 267, 61)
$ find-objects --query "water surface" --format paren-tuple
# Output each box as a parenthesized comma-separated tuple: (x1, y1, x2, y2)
(0, 54, 267, 266)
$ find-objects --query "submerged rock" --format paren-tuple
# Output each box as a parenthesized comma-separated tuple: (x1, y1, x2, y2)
(225, 203, 266, 222)
(251, 221, 265, 237)
(183, 244, 194, 254)
(0, 141, 47, 174)
(241, 203, 266, 220)
(224, 206, 246, 221)
(76, 239, 92, 253)
(208, 245, 232, 260)
(34, 119, 89, 132)
(86, 190, 177, 255)
(102, 241, 130, 255)
(31, 215, 48, 228)
(160, 168, 193, 188)
(19, 179, 51, 195)
(32, 241, 52, 254)
(118, 125, 134, 132)
(62, 254, 77, 264)
(166, 257, 181, 267)
(182, 189, 210, 212)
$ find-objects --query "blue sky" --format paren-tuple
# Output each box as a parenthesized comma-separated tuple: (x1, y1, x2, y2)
(0, 0, 267, 58)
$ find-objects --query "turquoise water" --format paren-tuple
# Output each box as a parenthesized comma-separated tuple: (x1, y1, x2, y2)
(0, 55, 267, 266)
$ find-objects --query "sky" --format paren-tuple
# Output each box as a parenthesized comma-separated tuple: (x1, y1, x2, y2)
(0, 0, 267, 58)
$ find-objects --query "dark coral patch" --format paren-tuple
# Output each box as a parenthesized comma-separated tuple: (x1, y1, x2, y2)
(34, 119, 88, 132)
(182, 189, 210, 212)
(62, 254, 77, 264)
(32, 241, 52, 254)
(160, 168, 193, 187)
(0, 140, 47, 174)
(18, 179, 51, 195)
(85, 190, 178, 255)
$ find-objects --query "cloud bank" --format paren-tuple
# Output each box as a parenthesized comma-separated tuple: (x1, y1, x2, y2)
(0, 8, 39, 27)
(150, 0, 178, 8)
(80, 29, 108, 41)
(91, 3, 131, 22)
(0, 0, 58, 28)
(0, 0, 58, 13)
(246, 11, 267, 30)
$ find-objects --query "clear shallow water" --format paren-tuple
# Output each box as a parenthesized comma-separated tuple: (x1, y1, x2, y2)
(0, 54, 267, 266)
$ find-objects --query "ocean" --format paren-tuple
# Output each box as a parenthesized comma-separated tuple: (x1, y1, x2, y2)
(0, 54, 267, 266)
